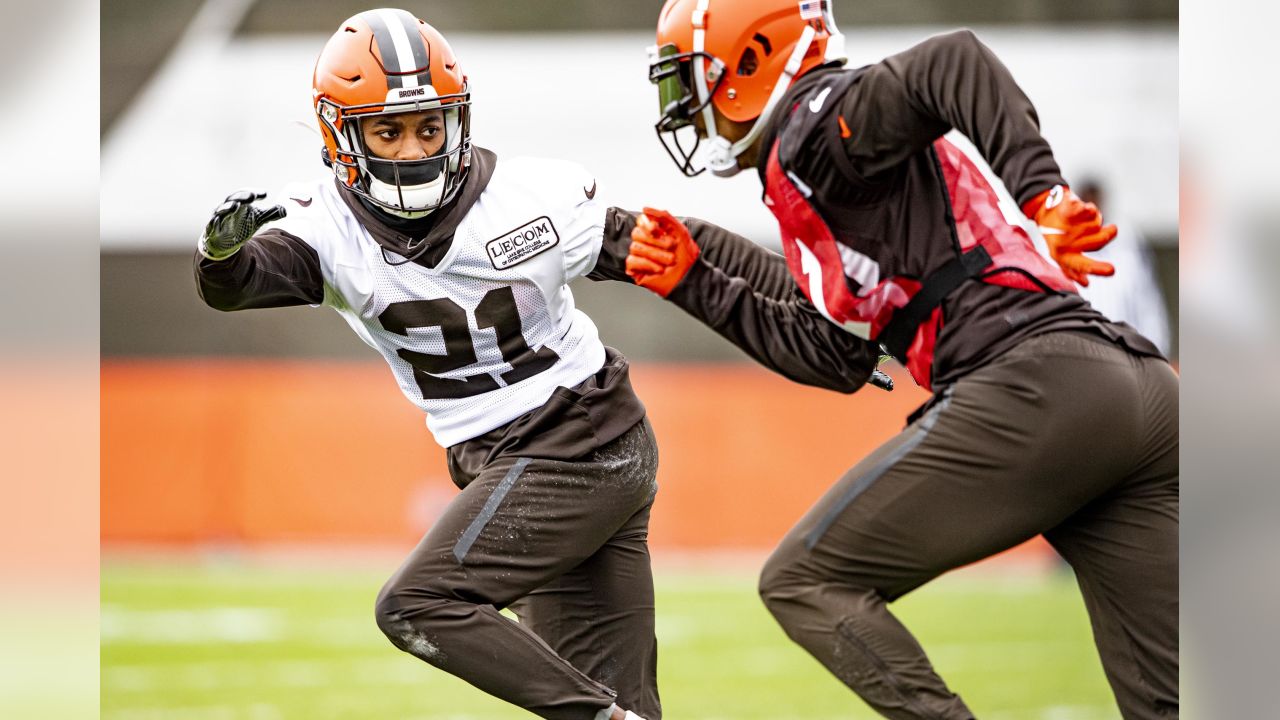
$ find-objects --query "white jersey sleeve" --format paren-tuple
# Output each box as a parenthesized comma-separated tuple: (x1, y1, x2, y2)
(259, 180, 325, 251)
(257, 176, 373, 312)
(537, 159, 607, 283)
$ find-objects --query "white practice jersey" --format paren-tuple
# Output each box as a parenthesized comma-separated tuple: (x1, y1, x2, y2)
(263, 157, 608, 447)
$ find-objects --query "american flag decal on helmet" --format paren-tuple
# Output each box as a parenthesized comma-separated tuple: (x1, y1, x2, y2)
(798, 0, 825, 20)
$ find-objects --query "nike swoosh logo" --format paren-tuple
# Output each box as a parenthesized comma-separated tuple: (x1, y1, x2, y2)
(290, 196, 312, 207)
(809, 87, 832, 114)
(584, 181, 597, 200)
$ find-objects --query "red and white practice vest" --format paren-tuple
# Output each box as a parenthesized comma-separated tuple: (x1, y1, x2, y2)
(763, 77, 1076, 391)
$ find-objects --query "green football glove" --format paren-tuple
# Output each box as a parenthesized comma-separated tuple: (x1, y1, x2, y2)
(198, 189, 286, 261)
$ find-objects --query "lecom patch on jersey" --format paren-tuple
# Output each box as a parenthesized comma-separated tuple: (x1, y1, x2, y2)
(486, 216, 560, 270)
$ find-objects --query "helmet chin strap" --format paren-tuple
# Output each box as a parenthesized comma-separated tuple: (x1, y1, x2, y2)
(691, 0, 717, 153)
(695, 21, 818, 178)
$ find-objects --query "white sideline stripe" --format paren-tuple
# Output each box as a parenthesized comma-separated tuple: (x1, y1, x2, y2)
(101, 605, 283, 644)
(985, 706, 1117, 720)
(103, 657, 426, 693)
(102, 605, 373, 647)
(926, 639, 1090, 668)
(379, 8, 419, 88)
(103, 708, 851, 720)
(104, 704, 282, 720)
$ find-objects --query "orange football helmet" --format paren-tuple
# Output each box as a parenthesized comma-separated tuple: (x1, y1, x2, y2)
(313, 8, 471, 216)
(649, 0, 845, 177)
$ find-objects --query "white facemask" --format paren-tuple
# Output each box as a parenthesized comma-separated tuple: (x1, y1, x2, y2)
(367, 172, 446, 219)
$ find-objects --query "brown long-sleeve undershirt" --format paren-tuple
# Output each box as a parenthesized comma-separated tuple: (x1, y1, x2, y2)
(836, 29, 1064, 206)
(195, 229, 323, 311)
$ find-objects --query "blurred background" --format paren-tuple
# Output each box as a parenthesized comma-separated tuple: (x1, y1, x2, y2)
(101, 1, 1178, 718)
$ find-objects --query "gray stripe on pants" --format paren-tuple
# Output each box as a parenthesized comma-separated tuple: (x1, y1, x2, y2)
(804, 390, 953, 550)
(453, 457, 532, 563)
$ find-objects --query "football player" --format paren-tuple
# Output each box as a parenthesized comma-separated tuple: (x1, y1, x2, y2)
(195, 9, 661, 720)
(619, 1, 1180, 718)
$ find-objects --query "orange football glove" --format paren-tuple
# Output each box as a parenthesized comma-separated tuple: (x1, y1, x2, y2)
(1022, 184, 1117, 287)
(626, 207, 700, 297)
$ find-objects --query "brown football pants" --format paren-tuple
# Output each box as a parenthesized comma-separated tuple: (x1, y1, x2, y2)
(759, 331, 1179, 720)
(374, 419, 661, 720)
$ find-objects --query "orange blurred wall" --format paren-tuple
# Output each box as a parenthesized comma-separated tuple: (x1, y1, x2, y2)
(103, 359, 1051, 561)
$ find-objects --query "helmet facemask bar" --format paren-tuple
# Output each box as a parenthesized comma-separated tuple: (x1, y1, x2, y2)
(649, 43, 726, 177)
(319, 92, 472, 217)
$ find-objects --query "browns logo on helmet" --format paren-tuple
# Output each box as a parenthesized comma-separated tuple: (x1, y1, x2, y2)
(313, 8, 471, 216)
(649, 0, 845, 177)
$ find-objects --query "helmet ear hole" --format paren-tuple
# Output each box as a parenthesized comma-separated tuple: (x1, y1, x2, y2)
(736, 47, 759, 77)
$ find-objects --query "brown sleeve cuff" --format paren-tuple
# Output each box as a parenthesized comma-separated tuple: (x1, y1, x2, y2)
(194, 229, 323, 311)
(586, 207, 639, 283)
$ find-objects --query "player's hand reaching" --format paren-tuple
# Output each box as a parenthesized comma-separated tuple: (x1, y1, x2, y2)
(627, 207, 700, 297)
(199, 189, 287, 261)
(1022, 184, 1116, 286)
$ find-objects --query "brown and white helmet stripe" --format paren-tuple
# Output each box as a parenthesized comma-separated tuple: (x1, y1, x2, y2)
(361, 8, 433, 91)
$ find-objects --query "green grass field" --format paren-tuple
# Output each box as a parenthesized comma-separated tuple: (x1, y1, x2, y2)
(102, 557, 1118, 720)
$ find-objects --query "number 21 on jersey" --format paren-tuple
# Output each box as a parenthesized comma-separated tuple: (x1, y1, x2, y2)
(378, 286, 560, 400)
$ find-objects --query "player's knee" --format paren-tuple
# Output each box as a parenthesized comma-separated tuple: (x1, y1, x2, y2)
(373, 586, 408, 647)
(373, 587, 448, 664)
(758, 544, 809, 615)
(374, 580, 421, 645)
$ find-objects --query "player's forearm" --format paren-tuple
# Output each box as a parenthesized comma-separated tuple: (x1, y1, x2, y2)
(682, 218, 795, 300)
(195, 231, 324, 311)
(666, 259, 878, 393)
(845, 29, 1065, 203)
(669, 218, 878, 391)
(594, 208, 794, 300)
(602, 207, 878, 391)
